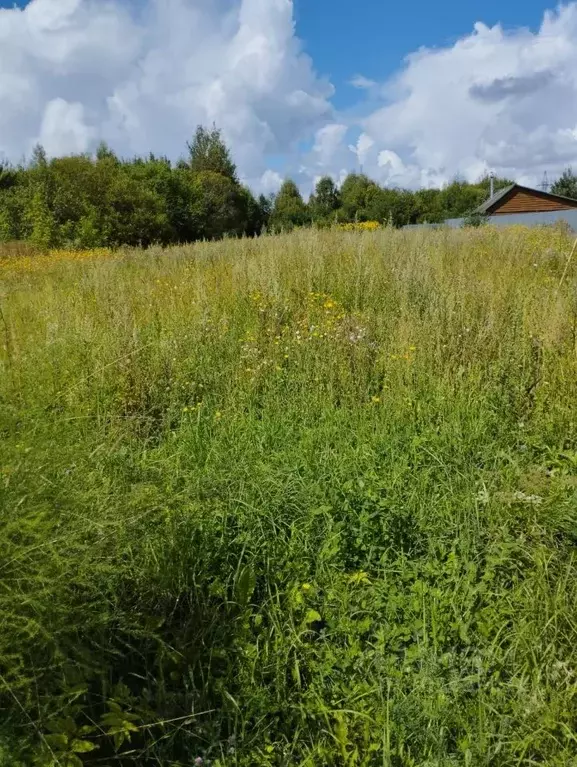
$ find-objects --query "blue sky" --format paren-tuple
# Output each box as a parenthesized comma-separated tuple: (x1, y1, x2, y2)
(295, 0, 551, 108)
(1, 0, 577, 191)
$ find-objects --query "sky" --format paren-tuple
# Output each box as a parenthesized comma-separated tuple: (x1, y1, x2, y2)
(1, 0, 576, 195)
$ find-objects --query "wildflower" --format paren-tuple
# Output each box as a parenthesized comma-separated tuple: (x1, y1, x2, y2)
(215, 411, 222, 420)
(371, 396, 381, 404)
(301, 583, 312, 593)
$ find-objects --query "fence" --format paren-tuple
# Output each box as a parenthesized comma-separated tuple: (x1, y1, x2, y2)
(404, 209, 577, 231)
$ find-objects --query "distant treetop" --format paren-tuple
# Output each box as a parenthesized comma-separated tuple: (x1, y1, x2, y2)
(187, 125, 238, 182)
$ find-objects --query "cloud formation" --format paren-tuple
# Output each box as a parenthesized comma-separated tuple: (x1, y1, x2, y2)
(2, 1, 577, 192)
(330, 4, 577, 188)
(0, 0, 333, 190)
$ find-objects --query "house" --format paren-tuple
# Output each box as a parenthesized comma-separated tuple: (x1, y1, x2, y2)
(403, 182, 577, 231)
(475, 183, 577, 216)
(438, 183, 577, 230)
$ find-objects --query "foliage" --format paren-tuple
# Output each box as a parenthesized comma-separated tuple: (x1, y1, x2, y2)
(187, 125, 238, 182)
(189, 171, 248, 241)
(270, 179, 308, 230)
(339, 173, 379, 222)
(462, 210, 488, 228)
(0, 126, 518, 248)
(0, 128, 266, 248)
(551, 167, 577, 200)
(1, 226, 577, 765)
(309, 176, 341, 225)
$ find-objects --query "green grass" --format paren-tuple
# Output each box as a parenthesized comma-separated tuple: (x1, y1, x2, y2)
(1, 226, 577, 766)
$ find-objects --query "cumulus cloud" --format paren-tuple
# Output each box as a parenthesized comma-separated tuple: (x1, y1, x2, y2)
(469, 71, 556, 103)
(259, 169, 283, 195)
(3, 1, 577, 193)
(353, 5, 577, 187)
(0, 0, 333, 189)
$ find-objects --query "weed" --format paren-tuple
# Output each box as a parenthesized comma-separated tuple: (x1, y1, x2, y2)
(1, 226, 576, 765)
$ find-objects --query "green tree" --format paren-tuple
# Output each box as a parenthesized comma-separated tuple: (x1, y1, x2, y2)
(439, 180, 486, 220)
(28, 186, 55, 249)
(551, 168, 577, 200)
(0, 163, 18, 192)
(0, 164, 21, 241)
(189, 171, 248, 240)
(102, 168, 170, 248)
(270, 180, 308, 230)
(187, 125, 238, 182)
(49, 155, 98, 246)
(0, 195, 15, 242)
(24, 145, 55, 249)
(339, 174, 380, 222)
(413, 188, 445, 224)
(243, 190, 272, 237)
(95, 141, 119, 164)
(310, 176, 340, 224)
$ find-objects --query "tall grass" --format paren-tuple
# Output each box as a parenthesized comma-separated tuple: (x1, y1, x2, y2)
(1, 226, 577, 766)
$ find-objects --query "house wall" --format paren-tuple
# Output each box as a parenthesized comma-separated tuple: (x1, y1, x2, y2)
(442, 209, 577, 230)
(492, 189, 577, 215)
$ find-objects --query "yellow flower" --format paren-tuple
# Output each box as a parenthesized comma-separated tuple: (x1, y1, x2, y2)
(301, 583, 312, 593)
(371, 396, 381, 404)
(215, 411, 222, 420)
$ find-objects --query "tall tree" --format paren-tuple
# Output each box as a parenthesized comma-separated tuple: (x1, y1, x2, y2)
(187, 125, 238, 182)
(270, 180, 308, 230)
(310, 176, 340, 223)
(189, 171, 248, 240)
(551, 168, 577, 200)
(339, 174, 382, 222)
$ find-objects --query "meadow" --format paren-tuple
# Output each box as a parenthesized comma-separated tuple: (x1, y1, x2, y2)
(1, 226, 576, 766)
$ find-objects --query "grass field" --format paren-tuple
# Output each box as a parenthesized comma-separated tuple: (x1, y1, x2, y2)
(1, 226, 577, 766)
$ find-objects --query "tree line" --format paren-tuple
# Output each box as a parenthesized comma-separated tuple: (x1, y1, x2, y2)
(2, 125, 576, 249)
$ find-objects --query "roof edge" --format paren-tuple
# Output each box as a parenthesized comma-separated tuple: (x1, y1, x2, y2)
(476, 183, 577, 214)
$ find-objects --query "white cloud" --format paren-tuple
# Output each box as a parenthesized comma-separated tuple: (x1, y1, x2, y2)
(0, 0, 333, 189)
(312, 123, 348, 165)
(37, 98, 96, 156)
(349, 75, 377, 90)
(259, 169, 283, 195)
(353, 4, 577, 187)
(296, 4, 577, 190)
(3, 1, 577, 193)
(348, 132, 374, 169)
